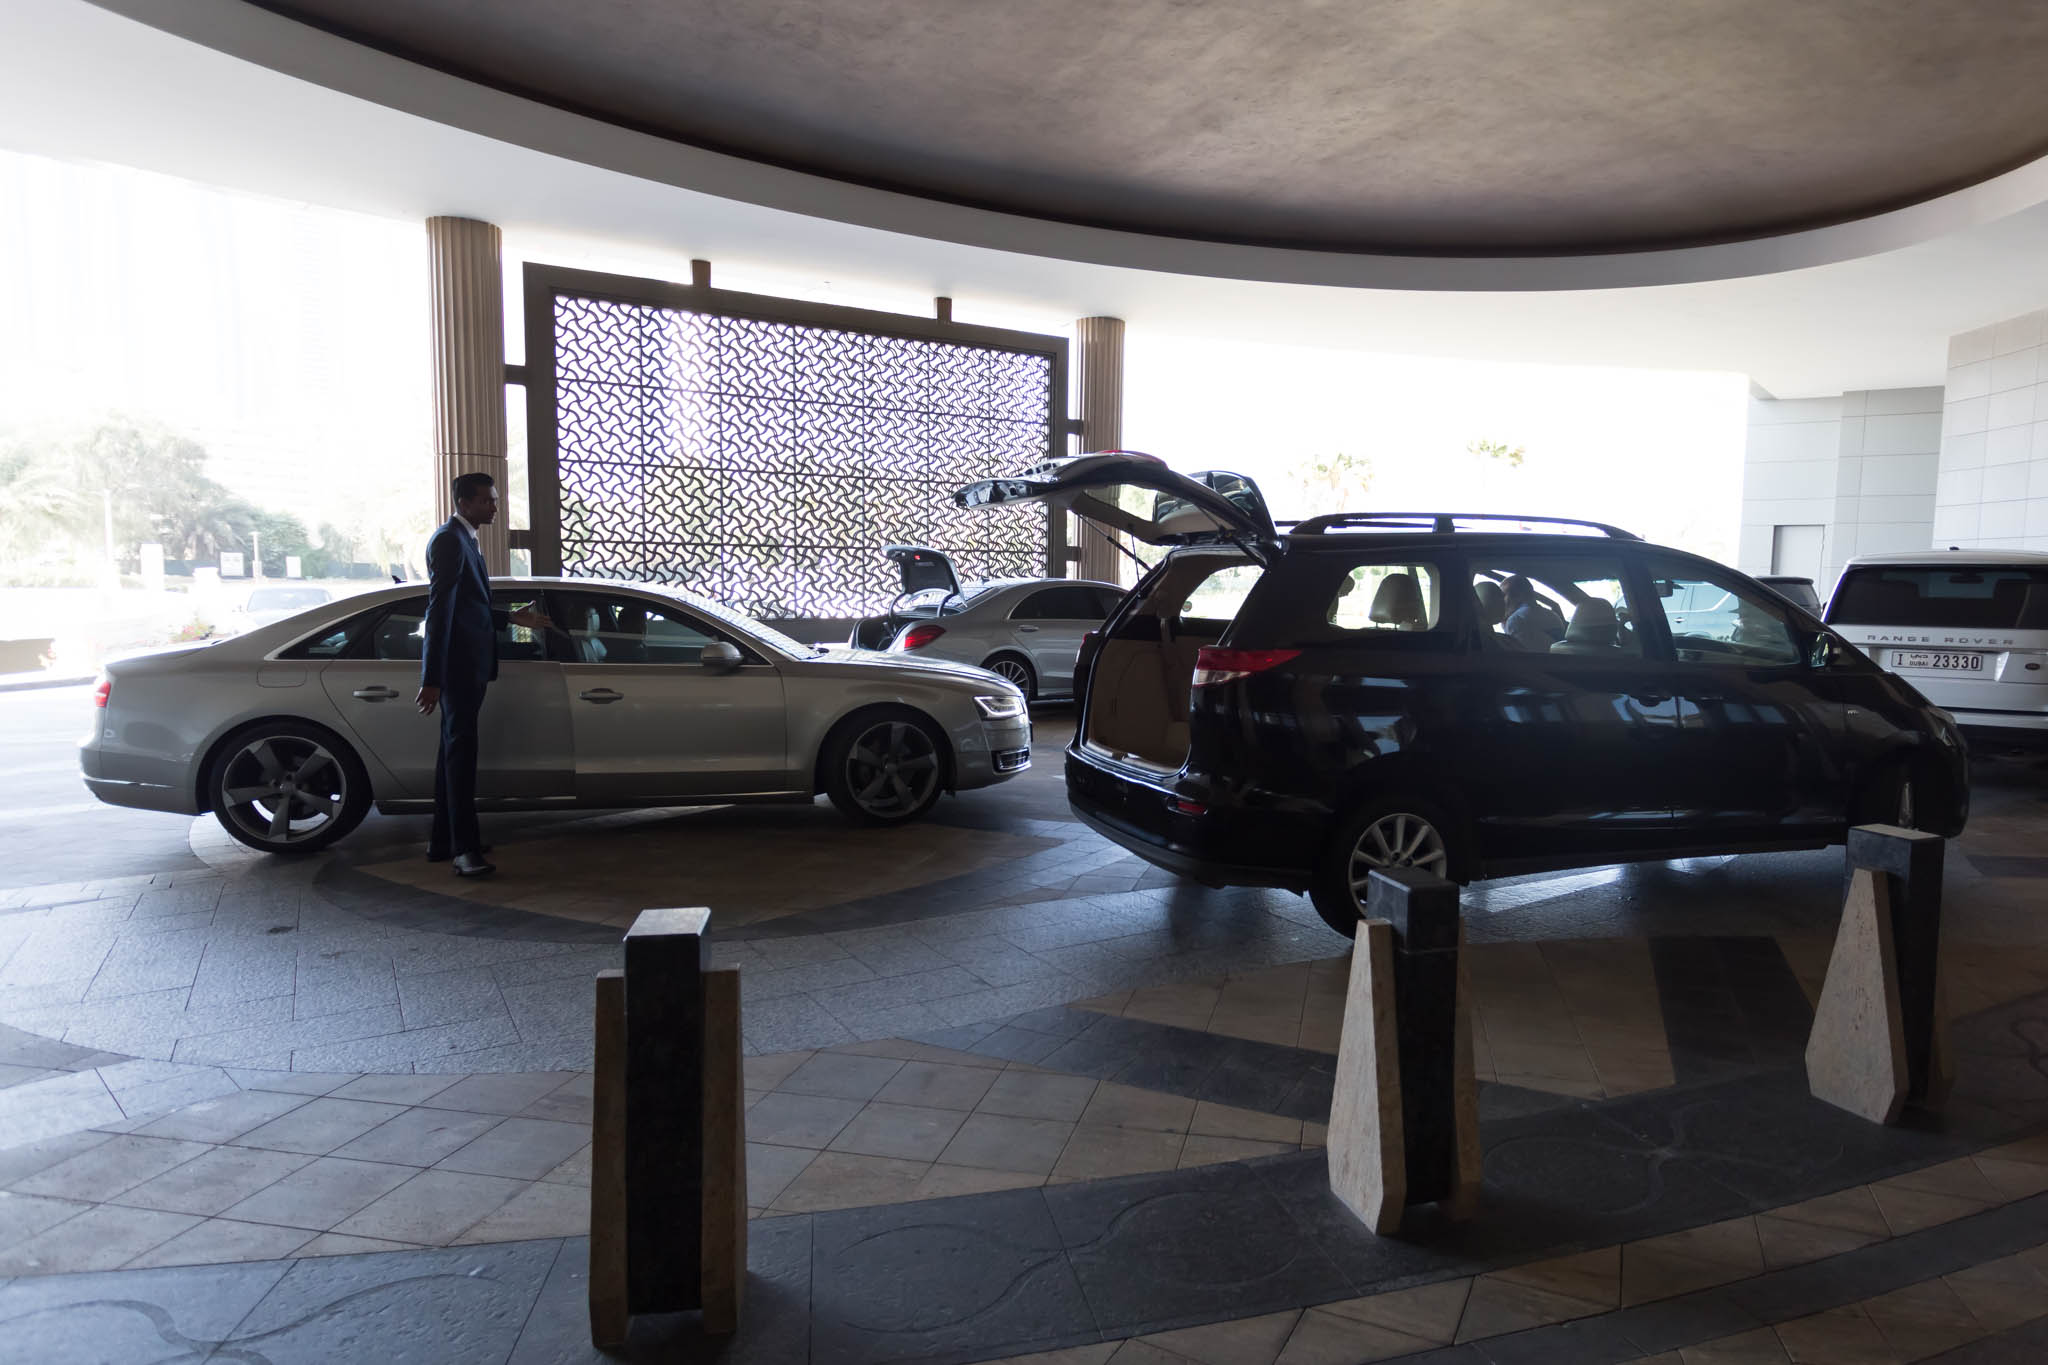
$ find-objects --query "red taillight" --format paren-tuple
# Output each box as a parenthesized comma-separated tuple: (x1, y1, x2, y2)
(1191, 647, 1300, 687)
(898, 622, 947, 651)
(92, 677, 112, 708)
(1169, 796, 1209, 815)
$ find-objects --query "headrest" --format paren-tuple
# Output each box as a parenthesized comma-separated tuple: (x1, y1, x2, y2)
(1369, 573, 1424, 627)
(1474, 581, 1507, 626)
(1563, 598, 1618, 645)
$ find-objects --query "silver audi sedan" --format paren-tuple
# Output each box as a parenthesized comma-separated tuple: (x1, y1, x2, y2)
(81, 578, 1032, 854)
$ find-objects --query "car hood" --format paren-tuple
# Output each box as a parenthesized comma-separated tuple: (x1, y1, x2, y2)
(797, 647, 1016, 691)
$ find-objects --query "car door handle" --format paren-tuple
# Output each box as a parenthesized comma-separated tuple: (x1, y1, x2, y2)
(351, 686, 399, 701)
(1016, 624, 1040, 632)
(578, 688, 624, 704)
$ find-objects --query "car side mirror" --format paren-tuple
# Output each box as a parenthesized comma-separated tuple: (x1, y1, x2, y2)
(1806, 633, 1843, 670)
(701, 641, 744, 672)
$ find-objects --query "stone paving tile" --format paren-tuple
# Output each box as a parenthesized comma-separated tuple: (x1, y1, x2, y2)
(422, 1071, 576, 1115)
(745, 1091, 867, 1149)
(330, 1168, 527, 1244)
(9, 1134, 212, 1202)
(123, 1216, 314, 1269)
(0, 1131, 114, 1189)
(498, 977, 589, 1044)
(0, 1203, 200, 1275)
(289, 1015, 523, 1073)
(778, 1052, 906, 1101)
(131, 1087, 312, 1143)
(433, 1117, 591, 1181)
(223, 1069, 359, 1096)
(170, 1004, 407, 1067)
(293, 1231, 423, 1257)
(0, 1190, 91, 1250)
(828, 1102, 970, 1163)
(230, 1096, 410, 1156)
(394, 966, 507, 1030)
(329, 1106, 504, 1166)
(111, 1146, 314, 1217)
(219, 1156, 417, 1231)
(327, 1073, 463, 1106)
(451, 1179, 588, 1244)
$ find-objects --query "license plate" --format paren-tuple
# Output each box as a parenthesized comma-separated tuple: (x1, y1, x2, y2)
(1891, 650, 1985, 672)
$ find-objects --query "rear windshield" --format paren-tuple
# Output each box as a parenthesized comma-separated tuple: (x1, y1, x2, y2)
(1828, 566, 2048, 630)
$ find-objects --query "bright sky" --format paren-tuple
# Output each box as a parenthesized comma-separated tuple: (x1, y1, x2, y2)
(0, 149, 1750, 571)
(1124, 333, 1748, 563)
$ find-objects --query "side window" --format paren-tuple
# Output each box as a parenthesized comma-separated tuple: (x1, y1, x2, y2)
(1327, 562, 1443, 633)
(368, 598, 428, 661)
(557, 593, 727, 665)
(1094, 587, 1127, 619)
(1175, 562, 1264, 632)
(1470, 558, 1644, 657)
(1644, 559, 1803, 666)
(1012, 586, 1105, 620)
(279, 616, 362, 661)
(492, 591, 548, 663)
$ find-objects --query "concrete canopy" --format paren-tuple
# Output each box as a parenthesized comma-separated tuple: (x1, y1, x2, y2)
(252, 0, 2048, 256)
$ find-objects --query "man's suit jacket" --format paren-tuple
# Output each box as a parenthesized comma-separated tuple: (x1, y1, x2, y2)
(420, 517, 507, 695)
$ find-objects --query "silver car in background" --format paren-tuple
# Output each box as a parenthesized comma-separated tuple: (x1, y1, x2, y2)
(82, 578, 1032, 854)
(849, 546, 1122, 700)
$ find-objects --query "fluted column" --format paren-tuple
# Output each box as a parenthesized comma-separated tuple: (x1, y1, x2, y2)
(1073, 316, 1127, 584)
(427, 216, 510, 573)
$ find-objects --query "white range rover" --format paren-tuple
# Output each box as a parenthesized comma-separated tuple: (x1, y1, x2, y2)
(1824, 550, 2048, 751)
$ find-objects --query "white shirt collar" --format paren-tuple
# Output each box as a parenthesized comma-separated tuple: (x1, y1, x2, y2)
(453, 512, 478, 541)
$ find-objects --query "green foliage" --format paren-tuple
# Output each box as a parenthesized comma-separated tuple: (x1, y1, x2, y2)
(0, 420, 372, 583)
(1467, 438, 1527, 467)
(1293, 450, 1374, 514)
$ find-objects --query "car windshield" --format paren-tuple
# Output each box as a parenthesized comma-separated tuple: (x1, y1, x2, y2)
(1828, 566, 2048, 630)
(659, 589, 814, 657)
(249, 588, 328, 610)
(900, 581, 1005, 615)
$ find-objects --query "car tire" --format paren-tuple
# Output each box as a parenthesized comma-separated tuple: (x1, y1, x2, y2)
(207, 719, 371, 855)
(821, 707, 948, 826)
(1309, 795, 1468, 938)
(983, 652, 1036, 701)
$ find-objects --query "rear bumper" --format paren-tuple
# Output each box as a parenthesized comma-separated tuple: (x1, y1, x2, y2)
(1955, 713, 2048, 752)
(1070, 802, 1308, 890)
(83, 775, 198, 815)
(1065, 747, 1313, 891)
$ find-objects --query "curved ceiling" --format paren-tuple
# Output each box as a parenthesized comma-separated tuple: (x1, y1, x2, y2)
(252, 0, 2048, 256)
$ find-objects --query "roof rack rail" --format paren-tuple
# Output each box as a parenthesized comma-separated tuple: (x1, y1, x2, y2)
(1289, 512, 1641, 540)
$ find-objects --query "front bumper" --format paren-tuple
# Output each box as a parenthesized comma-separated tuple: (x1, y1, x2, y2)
(952, 715, 1033, 789)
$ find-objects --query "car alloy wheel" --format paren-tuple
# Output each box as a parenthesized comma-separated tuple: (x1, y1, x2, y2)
(844, 720, 941, 819)
(1347, 811, 1450, 904)
(987, 655, 1034, 695)
(218, 734, 349, 847)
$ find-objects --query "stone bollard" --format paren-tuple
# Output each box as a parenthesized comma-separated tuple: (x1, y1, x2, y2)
(589, 907, 748, 1345)
(1806, 825, 1951, 1125)
(1328, 869, 1480, 1233)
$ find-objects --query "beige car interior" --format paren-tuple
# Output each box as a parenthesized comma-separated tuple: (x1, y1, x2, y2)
(1083, 554, 1255, 771)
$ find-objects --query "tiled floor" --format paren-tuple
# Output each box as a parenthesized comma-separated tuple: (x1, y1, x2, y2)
(3, 719, 2048, 1361)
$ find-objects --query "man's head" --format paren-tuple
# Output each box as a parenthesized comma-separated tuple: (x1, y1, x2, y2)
(1502, 575, 1535, 609)
(452, 472, 499, 526)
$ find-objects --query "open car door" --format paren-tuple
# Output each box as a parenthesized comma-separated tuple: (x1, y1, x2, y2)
(955, 452, 1278, 563)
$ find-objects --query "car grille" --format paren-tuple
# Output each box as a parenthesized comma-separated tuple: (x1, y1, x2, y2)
(993, 747, 1032, 773)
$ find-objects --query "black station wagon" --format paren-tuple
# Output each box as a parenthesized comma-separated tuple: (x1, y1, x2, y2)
(958, 453, 1970, 935)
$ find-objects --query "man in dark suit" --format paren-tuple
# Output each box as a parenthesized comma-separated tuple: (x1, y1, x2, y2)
(415, 472, 550, 877)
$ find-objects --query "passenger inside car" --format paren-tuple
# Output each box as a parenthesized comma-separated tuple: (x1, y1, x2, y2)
(1501, 575, 1567, 651)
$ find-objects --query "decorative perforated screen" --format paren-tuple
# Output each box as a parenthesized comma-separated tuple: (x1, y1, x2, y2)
(527, 270, 1064, 621)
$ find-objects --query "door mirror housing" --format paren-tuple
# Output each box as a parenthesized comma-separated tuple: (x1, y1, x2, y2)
(1807, 632, 1847, 670)
(701, 641, 744, 672)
